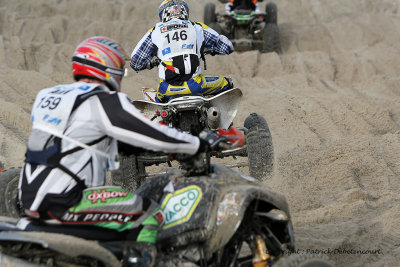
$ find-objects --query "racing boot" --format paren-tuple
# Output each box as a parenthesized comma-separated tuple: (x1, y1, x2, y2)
(123, 242, 157, 267)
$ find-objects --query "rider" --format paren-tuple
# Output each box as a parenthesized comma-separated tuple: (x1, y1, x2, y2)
(19, 36, 218, 248)
(225, 0, 261, 13)
(130, 0, 235, 103)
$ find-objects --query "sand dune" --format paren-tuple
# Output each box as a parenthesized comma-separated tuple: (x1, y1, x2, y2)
(0, 0, 399, 266)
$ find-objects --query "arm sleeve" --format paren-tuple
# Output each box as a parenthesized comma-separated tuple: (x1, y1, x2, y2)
(195, 22, 234, 55)
(130, 29, 157, 72)
(94, 92, 200, 155)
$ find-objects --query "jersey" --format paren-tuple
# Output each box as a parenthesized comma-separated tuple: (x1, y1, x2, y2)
(130, 19, 234, 81)
(20, 82, 200, 214)
(152, 19, 201, 84)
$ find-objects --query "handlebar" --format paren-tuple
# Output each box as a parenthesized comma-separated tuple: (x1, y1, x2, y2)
(203, 48, 220, 56)
(175, 131, 240, 176)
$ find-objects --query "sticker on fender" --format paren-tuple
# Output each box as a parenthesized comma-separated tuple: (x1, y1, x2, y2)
(161, 185, 202, 229)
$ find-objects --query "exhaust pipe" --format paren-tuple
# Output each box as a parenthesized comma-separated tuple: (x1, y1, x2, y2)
(207, 107, 220, 130)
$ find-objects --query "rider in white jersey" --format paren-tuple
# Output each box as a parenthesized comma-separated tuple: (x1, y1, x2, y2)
(19, 37, 216, 248)
(130, 0, 235, 103)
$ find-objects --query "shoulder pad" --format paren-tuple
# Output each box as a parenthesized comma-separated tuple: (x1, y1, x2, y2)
(195, 22, 210, 29)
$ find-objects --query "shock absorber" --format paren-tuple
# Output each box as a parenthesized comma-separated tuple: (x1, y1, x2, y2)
(252, 235, 270, 267)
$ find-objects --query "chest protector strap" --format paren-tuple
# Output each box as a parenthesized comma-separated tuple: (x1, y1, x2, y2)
(163, 54, 199, 85)
(25, 135, 108, 190)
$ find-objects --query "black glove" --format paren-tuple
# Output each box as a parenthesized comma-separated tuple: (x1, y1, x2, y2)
(146, 58, 160, 70)
(198, 130, 227, 153)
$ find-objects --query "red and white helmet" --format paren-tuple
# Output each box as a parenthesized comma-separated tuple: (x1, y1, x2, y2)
(72, 36, 128, 91)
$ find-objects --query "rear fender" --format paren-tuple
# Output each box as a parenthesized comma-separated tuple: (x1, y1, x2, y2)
(133, 88, 242, 129)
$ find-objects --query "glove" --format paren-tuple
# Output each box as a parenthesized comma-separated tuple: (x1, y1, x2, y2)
(146, 58, 160, 70)
(198, 130, 227, 153)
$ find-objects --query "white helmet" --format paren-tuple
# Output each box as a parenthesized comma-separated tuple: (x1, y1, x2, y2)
(158, 0, 189, 22)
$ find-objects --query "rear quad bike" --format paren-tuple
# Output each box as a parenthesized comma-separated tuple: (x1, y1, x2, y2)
(204, 0, 281, 53)
(112, 87, 274, 191)
(0, 137, 334, 267)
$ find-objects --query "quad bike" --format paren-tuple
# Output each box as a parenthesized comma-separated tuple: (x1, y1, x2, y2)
(113, 50, 274, 191)
(204, 0, 281, 53)
(112, 87, 274, 191)
(0, 137, 333, 267)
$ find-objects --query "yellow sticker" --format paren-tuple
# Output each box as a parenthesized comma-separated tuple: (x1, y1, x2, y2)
(161, 185, 202, 229)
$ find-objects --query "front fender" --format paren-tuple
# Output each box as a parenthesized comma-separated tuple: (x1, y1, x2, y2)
(0, 231, 120, 267)
(206, 168, 291, 253)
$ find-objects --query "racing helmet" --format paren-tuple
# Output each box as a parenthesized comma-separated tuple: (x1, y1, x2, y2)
(158, 0, 189, 22)
(72, 36, 128, 91)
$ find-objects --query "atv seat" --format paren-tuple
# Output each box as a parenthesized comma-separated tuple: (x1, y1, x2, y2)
(16, 218, 140, 241)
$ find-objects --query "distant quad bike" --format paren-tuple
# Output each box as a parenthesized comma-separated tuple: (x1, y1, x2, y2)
(112, 87, 274, 191)
(204, 0, 282, 53)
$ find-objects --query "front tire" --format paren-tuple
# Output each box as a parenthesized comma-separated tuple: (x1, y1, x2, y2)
(244, 113, 274, 180)
(0, 167, 22, 218)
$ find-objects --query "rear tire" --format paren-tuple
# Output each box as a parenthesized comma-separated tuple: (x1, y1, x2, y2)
(265, 2, 278, 24)
(209, 22, 223, 34)
(263, 23, 282, 54)
(0, 167, 22, 218)
(244, 113, 274, 180)
(274, 254, 335, 267)
(204, 3, 217, 25)
(111, 155, 144, 192)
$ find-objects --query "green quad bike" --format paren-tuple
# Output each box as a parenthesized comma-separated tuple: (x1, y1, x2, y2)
(0, 147, 334, 267)
(204, 0, 281, 53)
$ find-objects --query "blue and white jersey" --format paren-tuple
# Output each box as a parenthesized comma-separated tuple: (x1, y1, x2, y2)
(130, 19, 234, 80)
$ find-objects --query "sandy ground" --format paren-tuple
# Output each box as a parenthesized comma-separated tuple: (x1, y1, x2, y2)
(0, 0, 400, 266)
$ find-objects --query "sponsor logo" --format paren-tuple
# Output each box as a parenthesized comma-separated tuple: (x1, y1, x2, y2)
(160, 24, 188, 33)
(169, 87, 187, 92)
(77, 85, 92, 91)
(162, 47, 171, 56)
(50, 88, 74, 94)
(87, 189, 129, 204)
(181, 44, 194, 49)
(42, 114, 62, 125)
(105, 68, 124, 76)
(161, 185, 202, 229)
(60, 211, 137, 223)
(205, 76, 220, 83)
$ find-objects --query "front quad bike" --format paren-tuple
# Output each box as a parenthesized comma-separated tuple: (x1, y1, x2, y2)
(112, 88, 274, 191)
(204, 1, 281, 53)
(0, 143, 334, 266)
